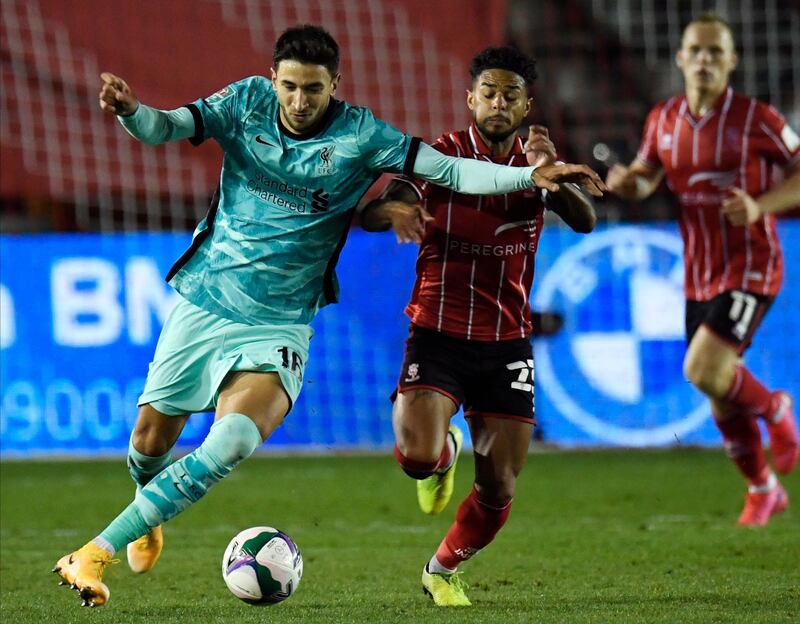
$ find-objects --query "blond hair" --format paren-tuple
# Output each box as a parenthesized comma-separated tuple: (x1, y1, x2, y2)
(685, 12, 736, 47)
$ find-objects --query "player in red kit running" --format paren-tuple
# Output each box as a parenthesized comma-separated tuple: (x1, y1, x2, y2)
(606, 13, 800, 527)
(361, 47, 599, 606)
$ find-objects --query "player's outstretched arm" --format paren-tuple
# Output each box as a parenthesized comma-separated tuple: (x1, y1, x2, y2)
(545, 184, 597, 233)
(605, 159, 664, 201)
(412, 143, 605, 197)
(99, 72, 196, 145)
(522, 125, 597, 231)
(359, 181, 433, 244)
(531, 163, 606, 197)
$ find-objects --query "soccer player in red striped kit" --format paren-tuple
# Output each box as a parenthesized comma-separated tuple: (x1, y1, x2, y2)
(606, 13, 800, 526)
(361, 46, 599, 606)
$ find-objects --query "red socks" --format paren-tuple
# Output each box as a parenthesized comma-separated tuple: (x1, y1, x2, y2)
(715, 412, 770, 486)
(716, 364, 783, 486)
(394, 442, 452, 480)
(724, 365, 775, 418)
(434, 487, 511, 570)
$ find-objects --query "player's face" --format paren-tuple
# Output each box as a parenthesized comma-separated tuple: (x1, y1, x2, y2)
(676, 23, 738, 94)
(271, 61, 340, 134)
(467, 69, 531, 143)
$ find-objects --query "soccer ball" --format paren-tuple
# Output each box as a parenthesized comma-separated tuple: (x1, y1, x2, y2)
(221, 526, 303, 605)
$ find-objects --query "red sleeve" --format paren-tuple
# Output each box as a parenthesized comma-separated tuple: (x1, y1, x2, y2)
(753, 103, 800, 169)
(635, 104, 664, 169)
(392, 135, 455, 200)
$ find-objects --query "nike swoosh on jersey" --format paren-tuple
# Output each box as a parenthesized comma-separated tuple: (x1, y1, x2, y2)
(255, 135, 277, 147)
(494, 220, 536, 236)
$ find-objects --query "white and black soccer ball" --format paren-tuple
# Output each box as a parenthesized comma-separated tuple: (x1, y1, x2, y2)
(221, 526, 303, 605)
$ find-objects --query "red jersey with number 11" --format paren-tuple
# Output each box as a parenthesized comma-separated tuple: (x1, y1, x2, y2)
(636, 87, 800, 301)
(397, 124, 546, 341)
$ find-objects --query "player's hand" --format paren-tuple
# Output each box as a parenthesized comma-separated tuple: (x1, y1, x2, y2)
(523, 125, 557, 168)
(385, 201, 434, 243)
(532, 163, 606, 197)
(99, 72, 139, 116)
(722, 187, 762, 226)
(605, 163, 639, 197)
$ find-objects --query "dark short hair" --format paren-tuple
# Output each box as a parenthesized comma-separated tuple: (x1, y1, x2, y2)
(469, 46, 538, 85)
(686, 11, 736, 46)
(273, 25, 340, 76)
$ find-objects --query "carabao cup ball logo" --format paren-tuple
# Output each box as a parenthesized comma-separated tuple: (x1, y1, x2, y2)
(534, 227, 709, 446)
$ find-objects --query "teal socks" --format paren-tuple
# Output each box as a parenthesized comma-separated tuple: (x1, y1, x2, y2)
(127, 436, 173, 492)
(97, 414, 262, 554)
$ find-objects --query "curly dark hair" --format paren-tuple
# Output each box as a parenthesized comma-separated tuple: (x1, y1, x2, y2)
(469, 46, 538, 85)
(273, 25, 340, 76)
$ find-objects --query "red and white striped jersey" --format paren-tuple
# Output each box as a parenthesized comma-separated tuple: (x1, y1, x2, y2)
(636, 86, 800, 301)
(398, 124, 545, 341)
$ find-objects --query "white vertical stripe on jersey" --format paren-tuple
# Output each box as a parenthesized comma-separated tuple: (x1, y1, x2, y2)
(759, 121, 793, 161)
(698, 207, 713, 298)
(466, 259, 477, 340)
(450, 133, 463, 157)
(495, 261, 506, 341)
(686, 218, 701, 297)
(436, 189, 455, 331)
(468, 125, 480, 154)
(761, 158, 777, 295)
(672, 100, 688, 169)
(718, 211, 730, 294)
(654, 97, 677, 161)
(715, 88, 734, 166)
(518, 253, 529, 339)
(513, 137, 524, 165)
(740, 99, 757, 291)
(691, 113, 714, 166)
(763, 216, 778, 296)
(638, 108, 658, 161)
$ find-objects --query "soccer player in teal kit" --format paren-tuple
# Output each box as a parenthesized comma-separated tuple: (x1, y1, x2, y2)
(53, 25, 605, 607)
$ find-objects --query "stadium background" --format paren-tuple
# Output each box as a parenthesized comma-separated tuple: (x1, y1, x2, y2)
(1, 0, 798, 456)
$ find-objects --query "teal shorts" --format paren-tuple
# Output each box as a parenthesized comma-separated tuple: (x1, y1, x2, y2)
(138, 296, 312, 416)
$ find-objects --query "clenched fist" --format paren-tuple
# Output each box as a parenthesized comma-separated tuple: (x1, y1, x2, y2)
(99, 72, 139, 117)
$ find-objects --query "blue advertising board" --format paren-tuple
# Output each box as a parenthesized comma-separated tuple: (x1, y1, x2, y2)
(1, 222, 797, 456)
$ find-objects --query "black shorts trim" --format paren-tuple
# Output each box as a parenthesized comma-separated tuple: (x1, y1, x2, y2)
(464, 410, 536, 425)
(685, 290, 773, 355)
(395, 383, 461, 409)
(392, 324, 535, 422)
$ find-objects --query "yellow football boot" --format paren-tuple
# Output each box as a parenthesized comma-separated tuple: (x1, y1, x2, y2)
(52, 542, 117, 607)
(417, 425, 463, 515)
(421, 566, 471, 606)
(127, 525, 164, 573)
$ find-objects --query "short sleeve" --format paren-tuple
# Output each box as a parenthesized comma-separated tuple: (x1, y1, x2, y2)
(636, 104, 663, 168)
(186, 76, 263, 147)
(754, 103, 800, 169)
(356, 109, 420, 175)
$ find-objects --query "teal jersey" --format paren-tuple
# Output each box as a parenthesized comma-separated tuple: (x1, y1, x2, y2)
(167, 76, 419, 326)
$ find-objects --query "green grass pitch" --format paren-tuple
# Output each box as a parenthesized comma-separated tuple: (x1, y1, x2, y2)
(1, 450, 797, 623)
